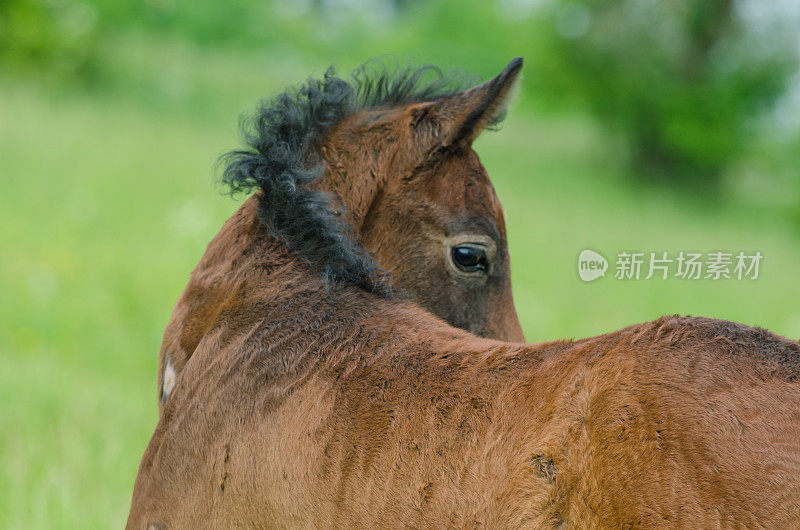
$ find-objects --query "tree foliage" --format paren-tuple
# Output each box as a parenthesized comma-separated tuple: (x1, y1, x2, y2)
(535, 0, 799, 187)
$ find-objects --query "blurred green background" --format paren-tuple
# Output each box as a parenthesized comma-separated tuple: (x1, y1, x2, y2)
(1, 0, 799, 526)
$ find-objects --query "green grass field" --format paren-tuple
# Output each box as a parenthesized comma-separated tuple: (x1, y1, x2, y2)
(2, 43, 800, 527)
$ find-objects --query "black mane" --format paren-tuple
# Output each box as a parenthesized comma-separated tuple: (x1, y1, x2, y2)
(220, 59, 477, 295)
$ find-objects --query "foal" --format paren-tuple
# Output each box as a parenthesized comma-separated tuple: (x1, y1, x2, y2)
(157, 61, 525, 406)
(129, 59, 800, 528)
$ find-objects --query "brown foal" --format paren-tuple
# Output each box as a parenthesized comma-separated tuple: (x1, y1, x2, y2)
(130, 59, 800, 528)
(157, 61, 525, 408)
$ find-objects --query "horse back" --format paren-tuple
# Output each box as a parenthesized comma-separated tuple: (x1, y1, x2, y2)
(130, 314, 800, 528)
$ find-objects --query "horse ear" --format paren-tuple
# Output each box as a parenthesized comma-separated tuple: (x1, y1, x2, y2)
(411, 57, 523, 151)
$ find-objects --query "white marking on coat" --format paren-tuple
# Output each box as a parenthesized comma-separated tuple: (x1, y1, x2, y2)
(162, 362, 176, 401)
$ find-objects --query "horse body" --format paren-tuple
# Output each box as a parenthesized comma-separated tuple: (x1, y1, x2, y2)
(130, 231, 800, 528)
(130, 58, 800, 527)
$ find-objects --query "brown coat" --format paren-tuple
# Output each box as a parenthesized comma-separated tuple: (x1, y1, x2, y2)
(129, 58, 800, 527)
(129, 226, 800, 528)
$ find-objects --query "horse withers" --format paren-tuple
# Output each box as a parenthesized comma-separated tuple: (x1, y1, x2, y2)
(130, 58, 800, 527)
(157, 60, 526, 407)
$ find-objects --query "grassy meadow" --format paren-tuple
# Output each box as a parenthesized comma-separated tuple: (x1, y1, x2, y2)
(2, 30, 800, 528)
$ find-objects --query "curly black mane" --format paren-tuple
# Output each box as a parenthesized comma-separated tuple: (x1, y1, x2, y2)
(220, 59, 477, 296)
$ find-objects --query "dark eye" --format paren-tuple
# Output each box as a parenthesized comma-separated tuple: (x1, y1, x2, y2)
(450, 245, 488, 272)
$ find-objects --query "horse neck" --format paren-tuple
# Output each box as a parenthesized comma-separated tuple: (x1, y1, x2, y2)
(164, 189, 536, 394)
(162, 190, 375, 367)
(160, 195, 267, 377)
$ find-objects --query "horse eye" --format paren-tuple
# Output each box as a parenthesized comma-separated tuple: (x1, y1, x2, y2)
(450, 245, 488, 273)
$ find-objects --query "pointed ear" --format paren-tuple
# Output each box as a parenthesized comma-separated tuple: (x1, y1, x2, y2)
(410, 57, 523, 151)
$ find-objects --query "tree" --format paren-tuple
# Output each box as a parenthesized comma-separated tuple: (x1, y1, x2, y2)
(537, 0, 799, 188)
